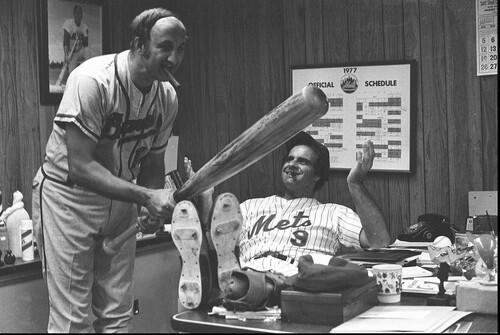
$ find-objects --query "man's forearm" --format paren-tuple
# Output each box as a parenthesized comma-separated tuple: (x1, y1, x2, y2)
(348, 181, 391, 249)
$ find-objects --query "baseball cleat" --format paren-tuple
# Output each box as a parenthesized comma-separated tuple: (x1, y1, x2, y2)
(210, 193, 243, 293)
(172, 201, 203, 309)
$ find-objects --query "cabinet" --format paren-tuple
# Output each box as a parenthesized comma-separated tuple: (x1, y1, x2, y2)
(0, 240, 181, 332)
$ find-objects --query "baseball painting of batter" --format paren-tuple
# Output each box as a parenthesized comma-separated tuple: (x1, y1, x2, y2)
(39, 0, 104, 104)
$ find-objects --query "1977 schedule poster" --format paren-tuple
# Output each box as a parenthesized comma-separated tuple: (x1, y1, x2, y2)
(292, 62, 414, 172)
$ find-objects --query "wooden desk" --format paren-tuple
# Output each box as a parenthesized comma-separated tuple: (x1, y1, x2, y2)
(171, 294, 498, 333)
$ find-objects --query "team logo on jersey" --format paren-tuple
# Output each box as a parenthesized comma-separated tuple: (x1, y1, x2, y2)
(102, 113, 123, 139)
(102, 112, 160, 142)
(247, 211, 312, 239)
(340, 73, 358, 94)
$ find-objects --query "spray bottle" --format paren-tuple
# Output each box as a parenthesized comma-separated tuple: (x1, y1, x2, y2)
(0, 191, 30, 258)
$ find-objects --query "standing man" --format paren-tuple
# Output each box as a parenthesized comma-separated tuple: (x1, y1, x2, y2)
(32, 8, 188, 332)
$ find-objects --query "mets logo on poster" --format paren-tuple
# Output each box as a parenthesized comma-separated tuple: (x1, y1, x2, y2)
(340, 73, 358, 94)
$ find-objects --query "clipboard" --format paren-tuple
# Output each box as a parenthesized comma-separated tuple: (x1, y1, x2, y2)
(338, 249, 421, 263)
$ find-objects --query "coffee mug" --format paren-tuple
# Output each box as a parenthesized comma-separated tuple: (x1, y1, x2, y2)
(372, 264, 403, 303)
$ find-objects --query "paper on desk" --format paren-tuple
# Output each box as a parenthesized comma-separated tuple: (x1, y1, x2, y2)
(416, 251, 438, 267)
(209, 305, 281, 321)
(402, 266, 433, 278)
(402, 277, 463, 295)
(390, 239, 432, 248)
(330, 306, 471, 333)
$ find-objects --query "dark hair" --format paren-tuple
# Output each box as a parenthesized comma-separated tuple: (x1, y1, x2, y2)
(281, 131, 330, 192)
(129, 8, 183, 51)
(73, 5, 82, 14)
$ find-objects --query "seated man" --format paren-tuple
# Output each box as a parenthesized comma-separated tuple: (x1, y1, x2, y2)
(172, 131, 391, 310)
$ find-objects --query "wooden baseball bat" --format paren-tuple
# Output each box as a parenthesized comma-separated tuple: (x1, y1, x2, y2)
(102, 85, 328, 255)
(55, 38, 79, 86)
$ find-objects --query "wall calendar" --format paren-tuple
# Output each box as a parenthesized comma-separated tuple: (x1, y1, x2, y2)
(476, 0, 498, 76)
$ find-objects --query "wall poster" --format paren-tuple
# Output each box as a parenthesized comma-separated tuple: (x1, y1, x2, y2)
(38, 0, 107, 105)
(291, 61, 416, 172)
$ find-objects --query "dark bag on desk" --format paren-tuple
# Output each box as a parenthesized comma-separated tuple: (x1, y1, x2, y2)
(288, 255, 372, 292)
(282, 256, 377, 326)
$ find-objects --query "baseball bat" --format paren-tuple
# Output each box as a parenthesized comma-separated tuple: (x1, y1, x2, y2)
(102, 85, 328, 255)
(55, 38, 79, 86)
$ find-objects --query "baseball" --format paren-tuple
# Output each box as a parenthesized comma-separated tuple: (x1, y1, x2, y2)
(433, 235, 452, 248)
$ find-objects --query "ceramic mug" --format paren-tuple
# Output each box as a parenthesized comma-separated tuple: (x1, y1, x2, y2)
(372, 264, 403, 303)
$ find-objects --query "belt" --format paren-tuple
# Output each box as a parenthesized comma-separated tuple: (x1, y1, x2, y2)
(254, 251, 296, 264)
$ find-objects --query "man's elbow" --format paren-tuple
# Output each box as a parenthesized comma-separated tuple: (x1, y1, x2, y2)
(370, 235, 392, 249)
(361, 230, 392, 249)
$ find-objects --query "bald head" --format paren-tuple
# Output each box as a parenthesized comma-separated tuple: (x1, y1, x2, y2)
(151, 16, 187, 43)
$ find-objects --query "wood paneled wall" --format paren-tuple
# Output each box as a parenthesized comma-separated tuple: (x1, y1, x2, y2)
(0, 0, 497, 239)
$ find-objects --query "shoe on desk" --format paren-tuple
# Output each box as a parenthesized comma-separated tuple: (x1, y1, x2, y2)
(172, 201, 203, 310)
(210, 193, 243, 293)
(398, 214, 458, 243)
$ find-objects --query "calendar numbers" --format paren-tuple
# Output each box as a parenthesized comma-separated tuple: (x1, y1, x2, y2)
(476, 0, 497, 76)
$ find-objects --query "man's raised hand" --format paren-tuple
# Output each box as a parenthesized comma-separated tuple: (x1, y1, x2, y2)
(347, 140, 375, 185)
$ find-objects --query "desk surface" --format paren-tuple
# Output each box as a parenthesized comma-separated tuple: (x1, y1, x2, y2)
(171, 294, 498, 333)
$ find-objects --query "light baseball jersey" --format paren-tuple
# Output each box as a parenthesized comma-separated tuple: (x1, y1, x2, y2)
(43, 50, 178, 184)
(239, 195, 363, 276)
(62, 19, 89, 53)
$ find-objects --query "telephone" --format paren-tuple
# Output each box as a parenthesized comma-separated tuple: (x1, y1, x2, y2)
(417, 213, 449, 226)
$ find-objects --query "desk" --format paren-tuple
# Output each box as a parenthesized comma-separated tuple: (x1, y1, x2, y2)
(171, 294, 498, 333)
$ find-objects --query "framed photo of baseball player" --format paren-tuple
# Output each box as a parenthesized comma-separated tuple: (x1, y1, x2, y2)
(291, 60, 416, 173)
(38, 0, 108, 105)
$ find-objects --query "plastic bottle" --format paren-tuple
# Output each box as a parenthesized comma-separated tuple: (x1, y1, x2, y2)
(21, 219, 34, 261)
(0, 218, 9, 253)
(0, 191, 30, 258)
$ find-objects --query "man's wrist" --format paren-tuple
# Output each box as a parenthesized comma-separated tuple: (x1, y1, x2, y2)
(137, 187, 154, 209)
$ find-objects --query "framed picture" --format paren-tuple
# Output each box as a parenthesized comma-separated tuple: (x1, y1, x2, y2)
(291, 60, 416, 173)
(38, 0, 107, 105)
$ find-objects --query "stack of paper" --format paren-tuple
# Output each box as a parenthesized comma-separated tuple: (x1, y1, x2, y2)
(208, 306, 281, 321)
(330, 306, 471, 333)
(401, 266, 434, 278)
(402, 276, 467, 295)
(390, 239, 432, 249)
(416, 251, 438, 267)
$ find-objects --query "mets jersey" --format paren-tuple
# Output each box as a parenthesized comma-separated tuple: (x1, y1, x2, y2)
(238, 195, 363, 276)
(43, 50, 177, 184)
